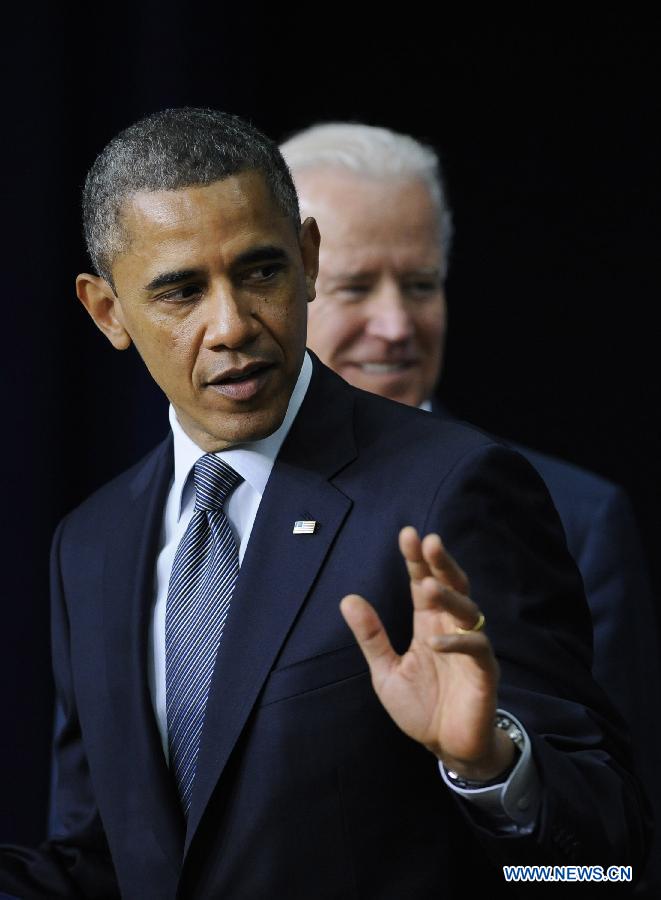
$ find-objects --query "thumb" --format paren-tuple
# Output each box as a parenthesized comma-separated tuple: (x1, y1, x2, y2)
(340, 594, 398, 689)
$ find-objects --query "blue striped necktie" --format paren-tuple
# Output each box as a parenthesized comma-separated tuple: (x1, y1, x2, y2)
(165, 453, 243, 816)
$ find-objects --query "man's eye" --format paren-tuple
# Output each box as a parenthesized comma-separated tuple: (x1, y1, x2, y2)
(336, 284, 370, 301)
(159, 284, 203, 303)
(245, 263, 285, 282)
(405, 280, 440, 299)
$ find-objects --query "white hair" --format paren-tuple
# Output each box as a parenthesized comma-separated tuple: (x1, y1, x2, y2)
(280, 122, 453, 271)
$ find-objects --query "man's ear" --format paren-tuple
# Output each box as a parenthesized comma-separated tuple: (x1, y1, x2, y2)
(299, 217, 320, 303)
(76, 273, 132, 350)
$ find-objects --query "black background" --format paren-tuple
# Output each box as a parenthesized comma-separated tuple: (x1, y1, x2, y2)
(1, 7, 658, 842)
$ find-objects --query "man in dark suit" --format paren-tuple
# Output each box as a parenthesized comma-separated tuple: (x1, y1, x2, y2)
(281, 121, 661, 895)
(0, 108, 649, 898)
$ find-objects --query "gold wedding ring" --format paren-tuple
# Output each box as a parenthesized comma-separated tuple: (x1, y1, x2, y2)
(455, 612, 486, 634)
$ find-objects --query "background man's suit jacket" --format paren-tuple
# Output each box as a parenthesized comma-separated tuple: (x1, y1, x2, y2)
(0, 362, 649, 899)
(522, 448, 661, 896)
(433, 402, 660, 893)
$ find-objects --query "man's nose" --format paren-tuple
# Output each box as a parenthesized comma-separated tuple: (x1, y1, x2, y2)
(202, 286, 261, 349)
(364, 283, 415, 342)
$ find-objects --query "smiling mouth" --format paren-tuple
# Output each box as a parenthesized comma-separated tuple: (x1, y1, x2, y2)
(352, 362, 417, 374)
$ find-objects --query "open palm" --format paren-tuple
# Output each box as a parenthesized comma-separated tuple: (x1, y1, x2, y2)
(341, 527, 513, 780)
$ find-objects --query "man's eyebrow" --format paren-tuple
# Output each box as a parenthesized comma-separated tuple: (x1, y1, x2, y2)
(326, 268, 377, 282)
(232, 245, 289, 268)
(144, 269, 202, 292)
(143, 247, 288, 293)
(407, 267, 442, 276)
(328, 266, 442, 282)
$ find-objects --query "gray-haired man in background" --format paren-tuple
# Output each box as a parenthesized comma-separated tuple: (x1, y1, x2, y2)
(281, 122, 661, 895)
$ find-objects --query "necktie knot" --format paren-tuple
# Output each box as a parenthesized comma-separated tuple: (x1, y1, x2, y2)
(193, 454, 243, 512)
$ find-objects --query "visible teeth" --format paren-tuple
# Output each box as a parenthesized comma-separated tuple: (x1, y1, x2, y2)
(360, 363, 407, 374)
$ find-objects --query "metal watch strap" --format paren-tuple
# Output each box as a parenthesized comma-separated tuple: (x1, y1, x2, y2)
(445, 713, 524, 789)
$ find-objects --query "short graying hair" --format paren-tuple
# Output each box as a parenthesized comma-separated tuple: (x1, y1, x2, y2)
(280, 122, 453, 276)
(83, 107, 301, 285)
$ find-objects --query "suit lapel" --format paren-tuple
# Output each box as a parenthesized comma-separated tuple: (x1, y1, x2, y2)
(102, 436, 185, 866)
(184, 362, 357, 854)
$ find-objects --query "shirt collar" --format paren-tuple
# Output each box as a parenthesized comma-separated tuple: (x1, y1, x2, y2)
(169, 351, 313, 520)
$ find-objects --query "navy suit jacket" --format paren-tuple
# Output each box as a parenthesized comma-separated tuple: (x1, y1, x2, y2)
(434, 402, 660, 892)
(522, 448, 661, 895)
(0, 362, 650, 898)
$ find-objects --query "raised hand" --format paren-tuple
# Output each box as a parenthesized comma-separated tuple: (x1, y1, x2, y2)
(340, 526, 514, 781)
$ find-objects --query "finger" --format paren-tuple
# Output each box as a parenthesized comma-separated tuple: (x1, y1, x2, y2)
(340, 594, 399, 688)
(427, 631, 499, 677)
(399, 526, 431, 584)
(412, 576, 482, 631)
(420, 533, 469, 594)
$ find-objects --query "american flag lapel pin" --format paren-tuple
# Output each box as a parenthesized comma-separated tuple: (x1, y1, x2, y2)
(293, 520, 317, 534)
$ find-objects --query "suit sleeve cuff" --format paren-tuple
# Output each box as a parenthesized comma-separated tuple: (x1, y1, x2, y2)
(439, 708, 540, 830)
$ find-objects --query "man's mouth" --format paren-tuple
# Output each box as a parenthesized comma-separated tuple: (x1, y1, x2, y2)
(205, 362, 274, 400)
(352, 361, 417, 375)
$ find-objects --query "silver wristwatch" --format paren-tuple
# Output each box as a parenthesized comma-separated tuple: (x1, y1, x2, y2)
(495, 713, 525, 752)
(445, 713, 524, 790)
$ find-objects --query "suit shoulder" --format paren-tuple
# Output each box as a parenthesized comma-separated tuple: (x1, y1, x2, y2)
(512, 443, 625, 508)
(352, 387, 506, 463)
(430, 399, 626, 509)
(506, 443, 642, 560)
(58, 438, 172, 537)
